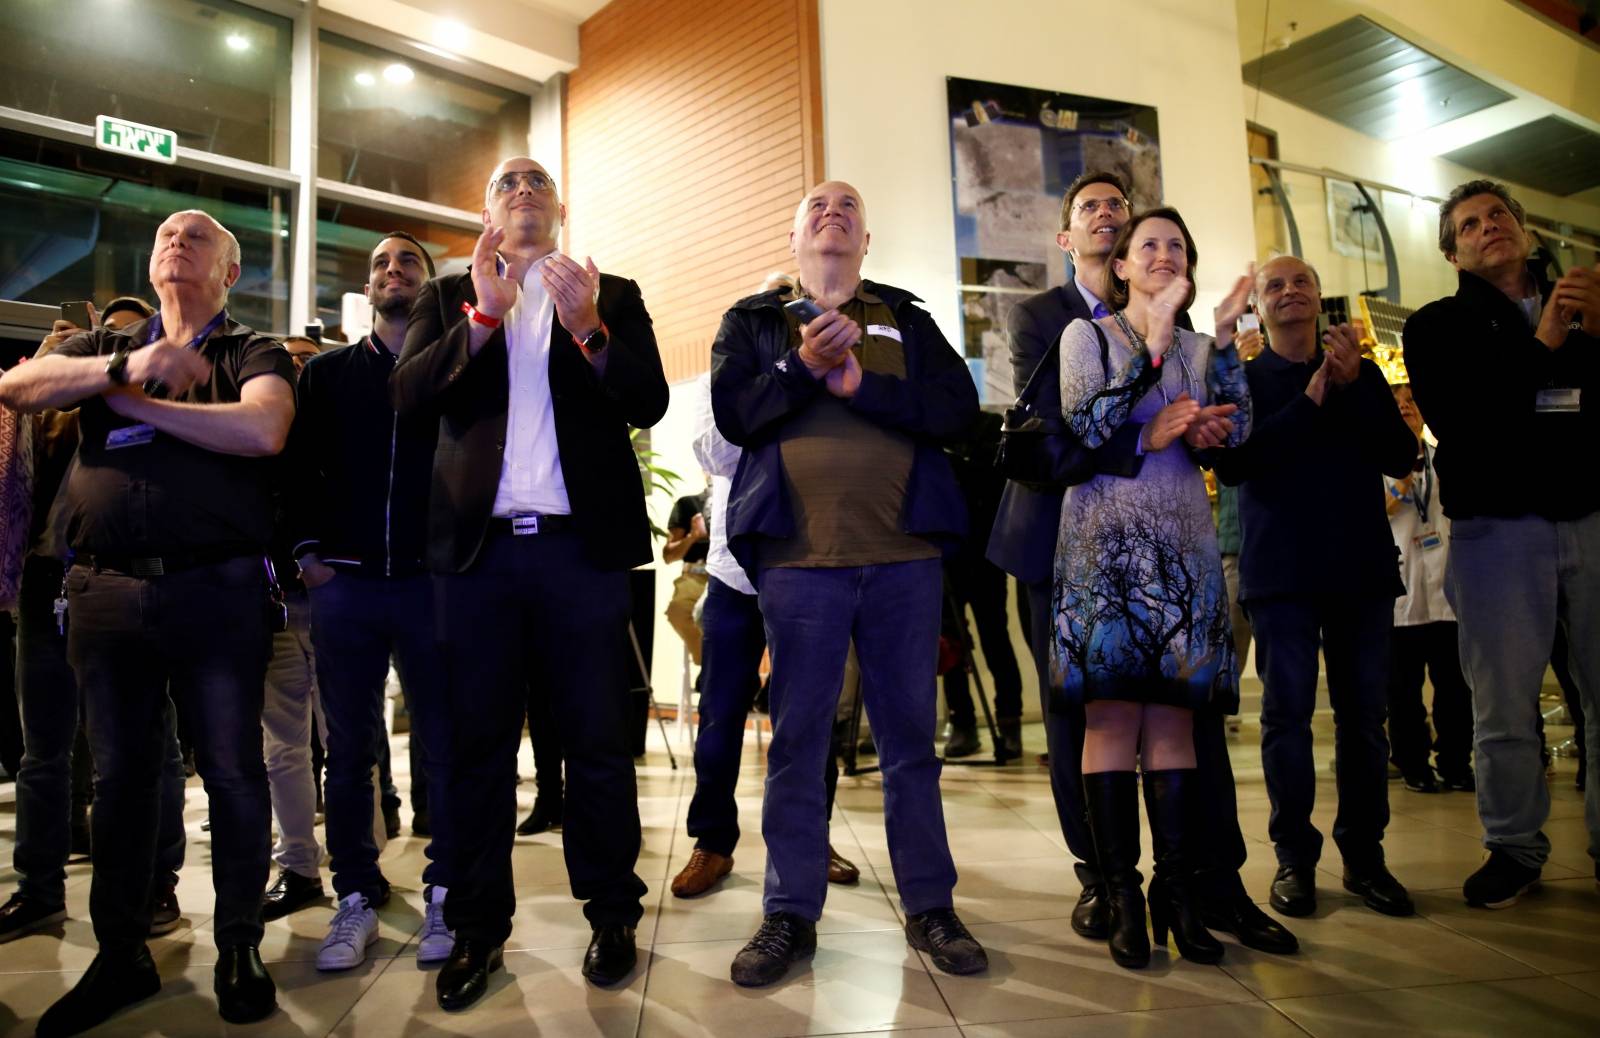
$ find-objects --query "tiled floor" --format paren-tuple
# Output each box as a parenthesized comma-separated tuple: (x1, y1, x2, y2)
(1, 701, 1596, 1037)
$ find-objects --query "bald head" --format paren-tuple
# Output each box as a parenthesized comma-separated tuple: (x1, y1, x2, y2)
(1253, 255, 1322, 331)
(483, 156, 564, 250)
(790, 181, 870, 275)
(149, 209, 242, 302)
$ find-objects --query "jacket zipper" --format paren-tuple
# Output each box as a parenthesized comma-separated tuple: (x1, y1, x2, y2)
(384, 412, 398, 577)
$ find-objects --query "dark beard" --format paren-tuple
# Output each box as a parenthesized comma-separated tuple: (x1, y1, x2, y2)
(373, 293, 413, 319)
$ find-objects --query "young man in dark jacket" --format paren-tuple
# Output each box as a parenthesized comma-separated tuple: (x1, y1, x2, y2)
(711, 181, 986, 988)
(1404, 179, 1600, 908)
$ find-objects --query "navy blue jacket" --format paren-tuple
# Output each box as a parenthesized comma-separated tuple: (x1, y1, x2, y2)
(709, 281, 979, 583)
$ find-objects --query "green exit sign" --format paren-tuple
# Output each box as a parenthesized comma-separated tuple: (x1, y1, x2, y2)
(95, 114, 177, 164)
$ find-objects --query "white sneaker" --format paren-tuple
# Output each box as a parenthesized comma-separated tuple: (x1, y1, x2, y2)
(317, 892, 379, 971)
(417, 885, 454, 964)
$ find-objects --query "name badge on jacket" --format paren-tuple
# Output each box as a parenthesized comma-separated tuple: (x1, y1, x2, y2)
(106, 423, 156, 449)
(866, 324, 902, 342)
(1535, 388, 1581, 413)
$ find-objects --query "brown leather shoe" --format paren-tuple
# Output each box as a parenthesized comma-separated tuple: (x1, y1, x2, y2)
(671, 848, 733, 898)
(827, 845, 860, 885)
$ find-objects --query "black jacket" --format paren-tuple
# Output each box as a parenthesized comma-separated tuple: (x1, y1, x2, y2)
(984, 282, 1169, 584)
(709, 281, 978, 581)
(286, 336, 437, 578)
(1213, 349, 1415, 602)
(1404, 265, 1599, 521)
(391, 270, 669, 574)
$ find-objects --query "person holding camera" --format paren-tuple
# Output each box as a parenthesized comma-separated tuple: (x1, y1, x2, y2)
(0, 209, 295, 1034)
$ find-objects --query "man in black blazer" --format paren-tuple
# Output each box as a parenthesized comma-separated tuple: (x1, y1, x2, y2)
(391, 157, 669, 1010)
(985, 171, 1296, 955)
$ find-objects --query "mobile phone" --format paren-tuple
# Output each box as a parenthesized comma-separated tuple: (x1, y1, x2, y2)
(60, 300, 94, 329)
(783, 298, 826, 325)
(1316, 312, 1332, 344)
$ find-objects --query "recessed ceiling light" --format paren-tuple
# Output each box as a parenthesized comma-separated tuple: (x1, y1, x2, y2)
(225, 33, 249, 52)
(383, 63, 414, 84)
(354, 71, 376, 87)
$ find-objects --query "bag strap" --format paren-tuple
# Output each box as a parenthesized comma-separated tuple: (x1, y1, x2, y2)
(1091, 320, 1110, 380)
(1011, 337, 1060, 409)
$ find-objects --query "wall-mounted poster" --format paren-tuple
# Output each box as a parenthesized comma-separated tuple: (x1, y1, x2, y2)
(947, 77, 1162, 404)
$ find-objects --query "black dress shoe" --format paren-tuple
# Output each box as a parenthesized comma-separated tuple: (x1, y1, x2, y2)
(261, 869, 324, 922)
(731, 912, 817, 987)
(215, 944, 276, 1024)
(1201, 894, 1299, 954)
(1269, 865, 1316, 917)
(581, 923, 637, 986)
(37, 947, 161, 1037)
(516, 797, 563, 836)
(1070, 884, 1109, 939)
(1343, 864, 1414, 917)
(436, 938, 504, 1011)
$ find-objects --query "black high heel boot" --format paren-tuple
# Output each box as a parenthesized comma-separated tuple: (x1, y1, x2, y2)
(1143, 769, 1224, 964)
(1083, 771, 1150, 969)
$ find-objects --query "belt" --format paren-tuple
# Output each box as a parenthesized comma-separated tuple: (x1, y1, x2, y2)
(78, 547, 255, 577)
(487, 514, 576, 536)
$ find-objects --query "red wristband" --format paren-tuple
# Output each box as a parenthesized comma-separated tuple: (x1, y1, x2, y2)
(461, 301, 501, 329)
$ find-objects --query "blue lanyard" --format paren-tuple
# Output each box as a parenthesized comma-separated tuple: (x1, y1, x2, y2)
(145, 310, 228, 350)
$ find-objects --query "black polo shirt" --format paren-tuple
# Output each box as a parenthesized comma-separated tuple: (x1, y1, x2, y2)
(52, 315, 295, 557)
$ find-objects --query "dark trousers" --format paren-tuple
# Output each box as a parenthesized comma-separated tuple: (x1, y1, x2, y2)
(67, 556, 270, 952)
(1387, 621, 1474, 780)
(943, 557, 1023, 725)
(758, 559, 955, 921)
(309, 572, 451, 900)
(526, 678, 564, 801)
(436, 530, 645, 943)
(15, 555, 186, 906)
(1026, 578, 1248, 896)
(1252, 594, 1393, 870)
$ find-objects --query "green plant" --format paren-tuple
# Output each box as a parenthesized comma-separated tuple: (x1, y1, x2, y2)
(631, 427, 681, 541)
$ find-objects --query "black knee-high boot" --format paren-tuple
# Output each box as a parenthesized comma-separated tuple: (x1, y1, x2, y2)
(1143, 768, 1224, 964)
(1083, 771, 1149, 969)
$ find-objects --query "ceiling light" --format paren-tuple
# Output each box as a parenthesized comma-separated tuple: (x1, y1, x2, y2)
(354, 71, 376, 87)
(225, 33, 249, 52)
(383, 63, 414, 84)
(435, 19, 470, 50)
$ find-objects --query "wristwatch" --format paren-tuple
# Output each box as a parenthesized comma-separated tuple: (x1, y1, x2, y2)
(105, 348, 131, 385)
(578, 325, 609, 354)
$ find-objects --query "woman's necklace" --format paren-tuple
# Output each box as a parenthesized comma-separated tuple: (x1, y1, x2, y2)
(1112, 310, 1194, 404)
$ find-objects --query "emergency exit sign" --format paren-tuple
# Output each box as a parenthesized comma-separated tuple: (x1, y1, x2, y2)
(95, 115, 177, 164)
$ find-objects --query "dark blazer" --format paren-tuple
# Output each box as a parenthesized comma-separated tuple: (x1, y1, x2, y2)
(390, 269, 669, 574)
(985, 281, 1150, 584)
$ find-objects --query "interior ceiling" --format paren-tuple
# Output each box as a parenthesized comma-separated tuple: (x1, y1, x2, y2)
(508, 0, 611, 22)
(1236, 0, 1600, 201)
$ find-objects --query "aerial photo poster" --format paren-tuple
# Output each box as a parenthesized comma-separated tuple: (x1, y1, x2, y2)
(947, 76, 1163, 404)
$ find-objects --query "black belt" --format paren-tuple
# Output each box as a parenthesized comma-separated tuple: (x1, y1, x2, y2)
(78, 548, 255, 577)
(487, 514, 576, 536)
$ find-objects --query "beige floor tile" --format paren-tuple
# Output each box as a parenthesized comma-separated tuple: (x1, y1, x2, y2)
(499, 881, 662, 955)
(1415, 881, 1600, 975)
(1270, 975, 1600, 1037)
(654, 869, 900, 944)
(1218, 897, 1537, 999)
(183, 886, 423, 966)
(1554, 969, 1600, 1000)
(964, 1000, 1310, 1037)
(925, 917, 1256, 1025)
(894, 856, 1081, 926)
(330, 947, 644, 1037)
(637, 930, 956, 1037)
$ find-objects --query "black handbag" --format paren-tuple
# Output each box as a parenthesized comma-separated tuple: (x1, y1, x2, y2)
(995, 321, 1112, 491)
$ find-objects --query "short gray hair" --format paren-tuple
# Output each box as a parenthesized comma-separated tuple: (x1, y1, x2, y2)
(169, 209, 241, 269)
(1438, 179, 1525, 257)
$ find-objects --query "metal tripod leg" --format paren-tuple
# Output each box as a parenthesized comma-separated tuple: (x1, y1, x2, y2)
(629, 621, 678, 770)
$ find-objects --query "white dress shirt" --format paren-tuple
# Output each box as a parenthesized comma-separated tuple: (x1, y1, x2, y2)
(689, 372, 755, 595)
(492, 255, 571, 517)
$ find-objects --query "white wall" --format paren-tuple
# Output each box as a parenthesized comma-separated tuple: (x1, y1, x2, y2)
(817, 0, 1259, 339)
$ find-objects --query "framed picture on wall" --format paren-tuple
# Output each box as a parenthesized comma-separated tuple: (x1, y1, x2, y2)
(1326, 179, 1385, 261)
(947, 76, 1162, 404)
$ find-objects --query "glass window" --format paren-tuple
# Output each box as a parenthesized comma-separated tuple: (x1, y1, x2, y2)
(314, 199, 476, 342)
(0, 130, 291, 334)
(0, 0, 292, 167)
(318, 32, 532, 211)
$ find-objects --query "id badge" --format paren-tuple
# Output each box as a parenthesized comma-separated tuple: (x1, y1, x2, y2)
(106, 423, 156, 449)
(1535, 387, 1581, 413)
(1415, 531, 1443, 551)
(511, 514, 540, 536)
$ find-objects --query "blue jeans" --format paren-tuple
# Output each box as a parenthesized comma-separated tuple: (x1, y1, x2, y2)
(1447, 512, 1600, 869)
(67, 556, 269, 951)
(758, 559, 956, 921)
(1252, 594, 1393, 871)
(14, 557, 186, 907)
(308, 572, 450, 900)
(686, 576, 768, 856)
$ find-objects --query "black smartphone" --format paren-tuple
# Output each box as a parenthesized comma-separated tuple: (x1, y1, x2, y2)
(60, 300, 94, 329)
(783, 298, 825, 325)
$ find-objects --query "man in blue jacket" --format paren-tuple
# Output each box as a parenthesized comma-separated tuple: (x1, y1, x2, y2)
(711, 181, 986, 987)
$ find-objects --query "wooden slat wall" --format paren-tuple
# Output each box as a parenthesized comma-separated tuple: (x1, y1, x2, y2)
(564, 0, 824, 384)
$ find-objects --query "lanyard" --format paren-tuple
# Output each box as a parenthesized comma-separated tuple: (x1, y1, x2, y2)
(145, 310, 228, 351)
(1414, 444, 1433, 524)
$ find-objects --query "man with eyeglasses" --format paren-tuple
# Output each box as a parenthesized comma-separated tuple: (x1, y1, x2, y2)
(985, 170, 1296, 956)
(392, 158, 667, 1010)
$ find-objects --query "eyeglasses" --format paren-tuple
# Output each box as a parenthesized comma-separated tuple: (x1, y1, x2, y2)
(1074, 197, 1128, 217)
(490, 170, 556, 195)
